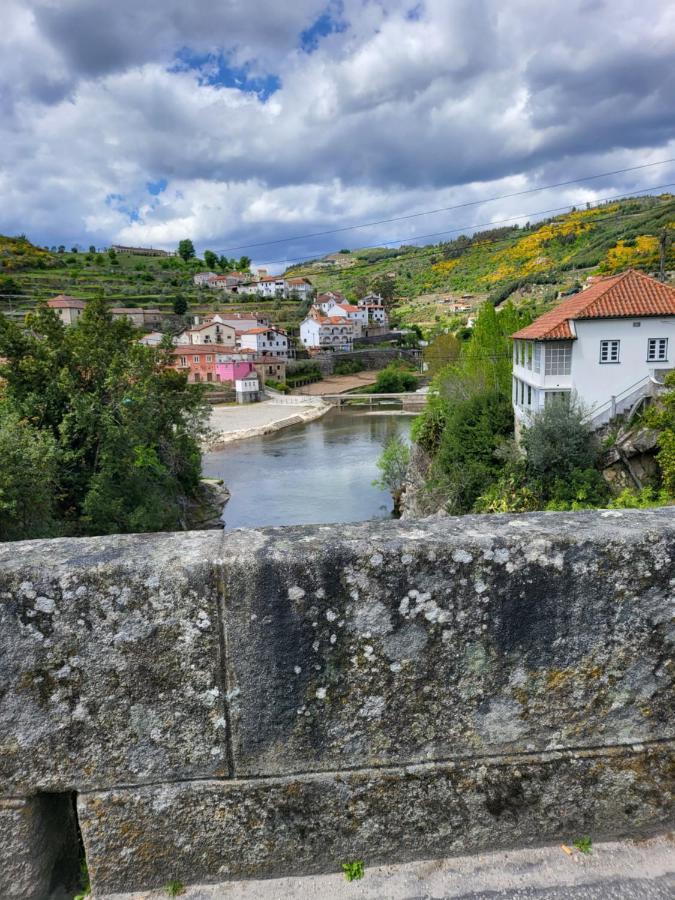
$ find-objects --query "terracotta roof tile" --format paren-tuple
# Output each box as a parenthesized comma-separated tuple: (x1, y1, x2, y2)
(512, 270, 675, 341)
(47, 294, 86, 309)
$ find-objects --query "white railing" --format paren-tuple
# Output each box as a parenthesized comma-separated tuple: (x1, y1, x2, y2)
(584, 375, 656, 427)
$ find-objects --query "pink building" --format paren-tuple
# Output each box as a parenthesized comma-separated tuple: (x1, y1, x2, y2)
(216, 360, 256, 382)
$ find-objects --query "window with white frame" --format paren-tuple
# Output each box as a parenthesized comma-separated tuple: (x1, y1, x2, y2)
(545, 342, 572, 375)
(599, 340, 620, 363)
(647, 338, 668, 362)
(534, 343, 542, 373)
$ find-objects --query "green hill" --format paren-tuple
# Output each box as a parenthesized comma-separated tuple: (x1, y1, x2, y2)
(2, 193, 673, 334)
(287, 193, 675, 329)
(0, 243, 306, 332)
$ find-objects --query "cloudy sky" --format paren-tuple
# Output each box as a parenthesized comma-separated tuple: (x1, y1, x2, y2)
(2, 0, 674, 269)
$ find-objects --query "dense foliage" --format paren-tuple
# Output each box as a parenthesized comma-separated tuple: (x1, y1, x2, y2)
(476, 399, 609, 513)
(372, 361, 417, 393)
(646, 371, 675, 496)
(0, 298, 209, 540)
(411, 301, 529, 514)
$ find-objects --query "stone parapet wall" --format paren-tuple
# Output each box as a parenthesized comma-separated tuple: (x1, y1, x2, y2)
(0, 509, 673, 895)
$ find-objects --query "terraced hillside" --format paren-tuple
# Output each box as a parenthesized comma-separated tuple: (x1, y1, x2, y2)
(287, 193, 675, 329)
(0, 246, 308, 333)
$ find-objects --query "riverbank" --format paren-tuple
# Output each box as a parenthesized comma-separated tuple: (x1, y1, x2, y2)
(207, 401, 330, 448)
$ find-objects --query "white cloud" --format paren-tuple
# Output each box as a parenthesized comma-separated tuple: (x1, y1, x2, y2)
(0, 0, 673, 262)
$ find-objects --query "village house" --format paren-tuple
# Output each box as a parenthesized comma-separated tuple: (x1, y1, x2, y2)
(174, 315, 237, 346)
(511, 269, 675, 433)
(111, 245, 174, 257)
(320, 301, 368, 335)
(357, 293, 389, 326)
(317, 291, 346, 312)
(253, 276, 288, 298)
(285, 277, 314, 300)
(193, 271, 218, 286)
(194, 312, 269, 330)
(46, 295, 86, 325)
(299, 315, 354, 352)
(237, 327, 289, 358)
(172, 346, 285, 385)
(138, 331, 164, 346)
(110, 307, 163, 328)
(208, 272, 249, 291)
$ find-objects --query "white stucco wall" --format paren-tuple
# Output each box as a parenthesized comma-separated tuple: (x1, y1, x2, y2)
(571, 316, 675, 412)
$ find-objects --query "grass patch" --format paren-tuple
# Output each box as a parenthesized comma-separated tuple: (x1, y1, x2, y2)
(341, 860, 365, 882)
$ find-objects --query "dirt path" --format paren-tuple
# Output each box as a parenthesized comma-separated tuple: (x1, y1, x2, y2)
(295, 371, 378, 395)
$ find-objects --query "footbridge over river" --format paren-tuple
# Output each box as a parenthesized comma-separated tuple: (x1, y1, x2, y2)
(321, 390, 427, 411)
(0, 509, 673, 897)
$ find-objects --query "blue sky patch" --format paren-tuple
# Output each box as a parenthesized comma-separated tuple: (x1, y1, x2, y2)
(147, 178, 167, 196)
(171, 49, 281, 100)
(300, 4, 348, 53)
(406, 3, 424, 21)
(105, 193, 140, 222)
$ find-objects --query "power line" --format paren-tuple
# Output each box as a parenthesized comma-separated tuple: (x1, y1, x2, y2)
(219, 158, 675, 253)
(261, 185, 675, 268)
(269, 192, 675, 281)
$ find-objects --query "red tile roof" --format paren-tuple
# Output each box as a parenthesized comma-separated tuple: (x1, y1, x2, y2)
(47, 295, 86, 309)
(512, 270, 675, 341)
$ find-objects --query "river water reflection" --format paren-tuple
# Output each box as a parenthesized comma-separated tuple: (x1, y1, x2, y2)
(202, 408, 412, 529)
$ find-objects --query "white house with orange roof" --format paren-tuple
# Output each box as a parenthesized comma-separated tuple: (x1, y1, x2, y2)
(511, 270, 675, 432)
(320, 300, 368, 334)
(300, 315, 354, 352)
(237, 326, 289, 358)
(46, 295, 86, 325)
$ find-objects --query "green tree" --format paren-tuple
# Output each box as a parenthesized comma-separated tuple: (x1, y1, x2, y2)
(71, 246, 78, 253)
(373, 435, 410, 515)
(373, 362, 417, 393)
(0, 410, 60, 540)
(172, 295, 188, 316)
(177, 239, 196, 262)
(521, 398, 599, 492)
(237, 255, 251, 271)
(370, 273, 396, 308)
(424, 332, 460, 375)
(203, 250, 218, 269)
(89, 245, 96, 253)
(0, 297, 208, 538)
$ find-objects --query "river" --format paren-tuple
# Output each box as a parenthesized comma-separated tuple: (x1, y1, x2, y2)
(202, 408, 412, 529)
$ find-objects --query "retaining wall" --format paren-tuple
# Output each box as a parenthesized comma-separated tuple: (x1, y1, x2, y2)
(0, 510, 674, 896)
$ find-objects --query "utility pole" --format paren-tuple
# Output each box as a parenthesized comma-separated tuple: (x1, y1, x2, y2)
(658, 227, 671, 281)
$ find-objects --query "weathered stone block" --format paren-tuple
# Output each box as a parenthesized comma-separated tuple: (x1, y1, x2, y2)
(0, 532, 228, 795)
(220, 509, 675, 776)
(0, 794, 80, 900)
(77, 742, 675, 893)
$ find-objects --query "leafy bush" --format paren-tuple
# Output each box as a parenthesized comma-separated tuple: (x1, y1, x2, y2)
(645, 371, 675, 497)
(373, 435, 410, 513)
(333, 359, 364, 376)
(372, 362, 417, 393)
(0, 410, 60, 541)
(521, 397, 603, 497)
(264, 378, 290, 393)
